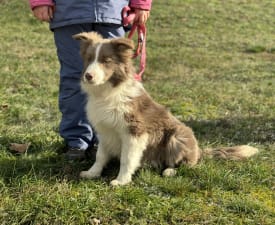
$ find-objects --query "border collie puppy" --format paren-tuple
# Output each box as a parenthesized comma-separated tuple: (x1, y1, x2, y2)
(73, 32, 258, 186)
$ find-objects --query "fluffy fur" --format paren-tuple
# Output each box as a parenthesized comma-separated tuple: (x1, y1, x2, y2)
(73, 32, 258, 186)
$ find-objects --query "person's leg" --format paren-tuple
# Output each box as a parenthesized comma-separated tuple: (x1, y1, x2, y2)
(53, 24, 96, 157)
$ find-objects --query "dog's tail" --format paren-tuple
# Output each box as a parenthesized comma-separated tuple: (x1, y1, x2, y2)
(203, 145, 258, 161)
(162, 145, 258, 177)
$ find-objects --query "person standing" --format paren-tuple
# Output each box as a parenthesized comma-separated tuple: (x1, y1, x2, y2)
(29, 0, 152, 160)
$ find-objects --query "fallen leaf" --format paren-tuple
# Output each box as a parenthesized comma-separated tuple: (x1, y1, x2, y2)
(9, 143, 31, 154)
(1, 104, 8, 109)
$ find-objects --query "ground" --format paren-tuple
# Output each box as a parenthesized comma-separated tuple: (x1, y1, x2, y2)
(0, 0, 274, 224)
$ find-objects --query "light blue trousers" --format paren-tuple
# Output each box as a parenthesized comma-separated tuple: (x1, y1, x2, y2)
(53, 23, 125, 150)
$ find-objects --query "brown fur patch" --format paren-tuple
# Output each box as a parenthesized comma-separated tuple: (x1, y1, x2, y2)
(97, 43, 132, 87)
(204, 145, 258, 160)
(124, 91, 201, 168)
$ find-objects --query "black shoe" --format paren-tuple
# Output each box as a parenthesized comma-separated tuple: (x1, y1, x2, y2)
(64, 147, 86, 161)
(85, 144, 98, 161)
(64, 145, 98, 161)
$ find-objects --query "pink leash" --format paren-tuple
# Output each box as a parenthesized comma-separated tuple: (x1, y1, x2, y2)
(122, 6, 147, 81)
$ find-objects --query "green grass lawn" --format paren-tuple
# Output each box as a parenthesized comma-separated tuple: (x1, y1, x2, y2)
(0, 0, 274, 224)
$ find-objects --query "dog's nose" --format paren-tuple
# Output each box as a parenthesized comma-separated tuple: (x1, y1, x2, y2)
(85, 73, 93, 81)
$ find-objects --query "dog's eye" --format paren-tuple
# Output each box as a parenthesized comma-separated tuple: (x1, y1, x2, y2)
(103, 58, 112, 64)
(87, 54, 94, 62)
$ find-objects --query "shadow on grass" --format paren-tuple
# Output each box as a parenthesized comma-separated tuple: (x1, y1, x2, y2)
(0, 116, 273, 187)
(0, 137, 120, 186)
(0, 153, 75, 184)
(185, 116, 275, 145)
(0, 154, 121, 188)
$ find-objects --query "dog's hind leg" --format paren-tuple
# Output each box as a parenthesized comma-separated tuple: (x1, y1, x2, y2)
(110, 133, 148, 186)
(162, 168, 177, 177)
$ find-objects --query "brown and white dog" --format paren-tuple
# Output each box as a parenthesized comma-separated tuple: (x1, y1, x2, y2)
(73, 32, 258, 186)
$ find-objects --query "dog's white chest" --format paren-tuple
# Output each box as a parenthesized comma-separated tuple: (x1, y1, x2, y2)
(86, 98, 129, 130)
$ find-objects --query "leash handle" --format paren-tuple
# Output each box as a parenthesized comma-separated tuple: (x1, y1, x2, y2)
(122, 6, 135, 26)
(122, 6, 147, 81)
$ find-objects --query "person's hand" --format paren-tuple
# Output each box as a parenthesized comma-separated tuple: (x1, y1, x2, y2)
(32, 5, 53, 22)
(133, 9, 150, 25)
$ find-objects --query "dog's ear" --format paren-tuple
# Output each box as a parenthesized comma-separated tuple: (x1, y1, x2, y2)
(73, 32, 90, 41)
(111, 38, 135, 51)
(73, 32, 103, 58)
(73, 32, 103, 45)
(111, 38, 134, 62)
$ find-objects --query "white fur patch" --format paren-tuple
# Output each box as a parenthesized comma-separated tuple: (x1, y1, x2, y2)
(85, 79, 143, 129)
(110, 133, 149, 185)
(237, 145, 259, 158)
(81, 71, 147, 185)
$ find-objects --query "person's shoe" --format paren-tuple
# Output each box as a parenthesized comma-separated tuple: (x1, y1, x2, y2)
(85, 144, 98, 161)
(64, 147, 86, 161)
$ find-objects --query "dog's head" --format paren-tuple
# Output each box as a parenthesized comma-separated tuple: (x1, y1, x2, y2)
(73, 32, 135, 87)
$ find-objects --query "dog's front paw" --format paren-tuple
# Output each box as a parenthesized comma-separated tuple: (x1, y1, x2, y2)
(110, 179, 131, 186)
(110, 179, 121, 186)
(80, 170, 100, 179)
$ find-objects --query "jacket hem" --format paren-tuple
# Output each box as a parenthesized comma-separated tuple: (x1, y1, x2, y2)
(50, 18, 122, 30)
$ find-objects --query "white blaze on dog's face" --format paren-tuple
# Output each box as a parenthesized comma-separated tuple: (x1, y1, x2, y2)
(73, 32, 135, 87)
(83, 43, 106, 85)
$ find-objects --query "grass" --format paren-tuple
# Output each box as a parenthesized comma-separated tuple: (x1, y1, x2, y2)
(0, 0, 274, 224)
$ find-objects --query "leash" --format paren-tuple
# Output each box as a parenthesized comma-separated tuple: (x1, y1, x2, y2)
(122, 6, 147, 81)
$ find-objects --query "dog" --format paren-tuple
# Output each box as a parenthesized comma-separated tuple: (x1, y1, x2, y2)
(73, 32, 258, 186)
